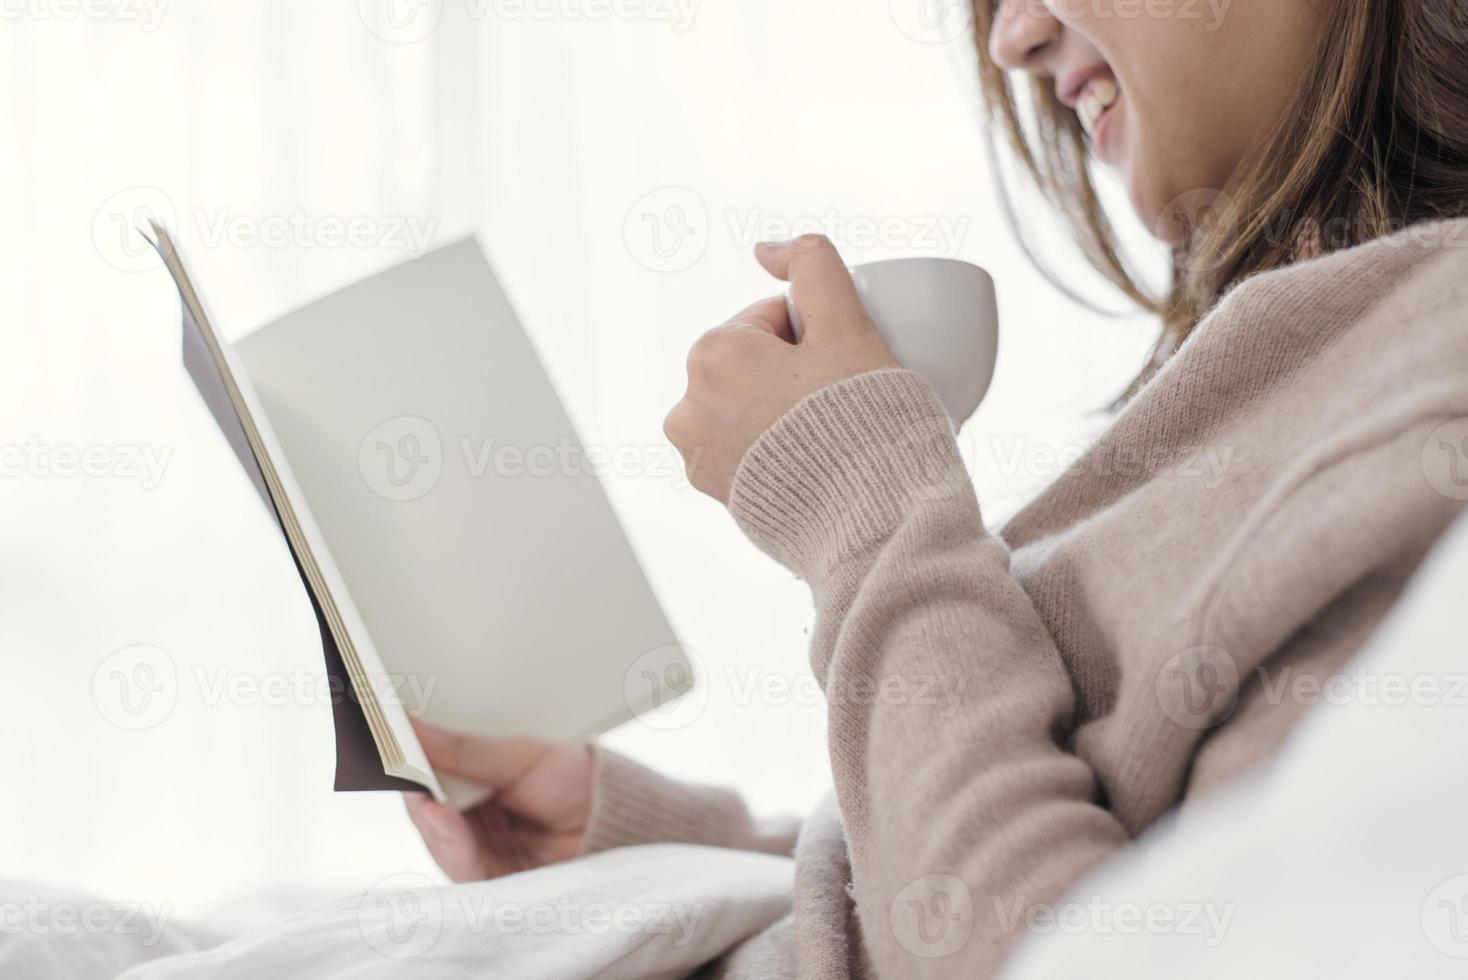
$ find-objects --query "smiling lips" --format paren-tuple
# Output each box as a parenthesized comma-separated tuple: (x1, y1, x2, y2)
(1076, 76, 1120, 139)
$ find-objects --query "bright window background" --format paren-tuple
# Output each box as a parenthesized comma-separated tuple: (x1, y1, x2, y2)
(0, 0, 1156, 924)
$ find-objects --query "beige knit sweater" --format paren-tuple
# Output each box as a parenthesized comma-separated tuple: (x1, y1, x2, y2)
(585, 219, 1468, 978)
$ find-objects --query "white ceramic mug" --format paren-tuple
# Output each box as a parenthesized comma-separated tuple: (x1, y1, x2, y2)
(786, 257, 999, 424)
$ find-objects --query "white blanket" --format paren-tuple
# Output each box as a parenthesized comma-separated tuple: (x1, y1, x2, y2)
(1, 845, 793, 980)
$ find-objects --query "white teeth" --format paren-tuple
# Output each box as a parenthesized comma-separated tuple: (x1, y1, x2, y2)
(1077, 77, 1120, 138)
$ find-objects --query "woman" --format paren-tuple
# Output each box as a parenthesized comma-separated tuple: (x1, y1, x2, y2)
(407, 0, 1468, 975)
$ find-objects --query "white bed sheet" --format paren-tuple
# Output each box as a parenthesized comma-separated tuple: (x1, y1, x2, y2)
(0, 844, 793, 980)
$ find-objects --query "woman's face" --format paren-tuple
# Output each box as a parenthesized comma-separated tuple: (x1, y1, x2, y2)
(988, 0, 1329, 242)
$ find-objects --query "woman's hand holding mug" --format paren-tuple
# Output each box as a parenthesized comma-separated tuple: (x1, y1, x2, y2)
(665, 235, 998, 504)
(663, 235, 901, 504)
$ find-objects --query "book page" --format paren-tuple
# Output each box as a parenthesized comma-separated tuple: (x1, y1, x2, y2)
(236, 239, 690, 806)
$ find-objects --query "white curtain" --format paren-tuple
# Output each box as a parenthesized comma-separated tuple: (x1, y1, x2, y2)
(0, 0, 1153, 920)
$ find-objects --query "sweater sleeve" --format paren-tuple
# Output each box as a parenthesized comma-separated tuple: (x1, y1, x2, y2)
(580, 746, 801, 857)
(728, 368, 1131, 978)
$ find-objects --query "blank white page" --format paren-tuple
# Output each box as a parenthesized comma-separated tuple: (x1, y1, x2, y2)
(236, 239, 689, 772)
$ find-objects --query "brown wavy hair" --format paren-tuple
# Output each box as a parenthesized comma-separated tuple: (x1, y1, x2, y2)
(969, 0, 1468, 392)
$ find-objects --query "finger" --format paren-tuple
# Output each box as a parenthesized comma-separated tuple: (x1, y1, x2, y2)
(404, 793, 489, 882)
(722, 295, 793, 342)
(754, 235, 869, 339)
(412, 718, 551, 790)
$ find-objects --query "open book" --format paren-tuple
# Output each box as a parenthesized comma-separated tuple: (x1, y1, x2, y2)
(149, 225, 692, 806)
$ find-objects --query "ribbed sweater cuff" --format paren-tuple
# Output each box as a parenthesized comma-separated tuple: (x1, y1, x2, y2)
(581, 747, 727, 853)
(728, 368, 969, 583)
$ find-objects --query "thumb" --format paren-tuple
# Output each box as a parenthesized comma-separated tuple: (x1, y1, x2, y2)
(755, 235, 872, 341)
(404, 792, 492, 881)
